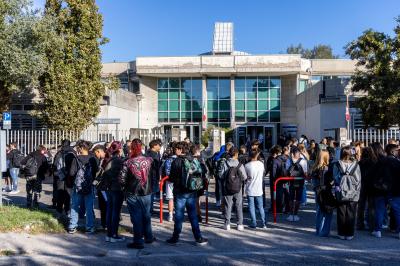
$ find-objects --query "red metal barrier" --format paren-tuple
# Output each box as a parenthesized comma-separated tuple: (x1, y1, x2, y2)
(159, 176, 169, 223)
(273, 177, 304, 223)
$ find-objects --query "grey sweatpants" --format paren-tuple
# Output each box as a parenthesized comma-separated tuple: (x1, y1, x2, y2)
(223, 189, 243, 226)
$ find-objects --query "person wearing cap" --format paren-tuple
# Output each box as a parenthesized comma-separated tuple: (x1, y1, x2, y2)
(285, 146, 308, 222)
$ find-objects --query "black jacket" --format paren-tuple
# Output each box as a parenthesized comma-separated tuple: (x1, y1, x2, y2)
(21, 150, 49, 179)
(118, 155, 153, 196)
(7, 149, 22, 168)
(65, 154, 98, 188)
(102, 156, 124, 191)
(359, 158, 377, 194)
(145, 149, 161, 191)
(374, 155, 400, 197)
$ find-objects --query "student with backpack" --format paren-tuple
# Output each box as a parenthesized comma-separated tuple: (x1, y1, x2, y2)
(192, 144, 208, 223)
(161, 142, 177, 222)
(311, 150, 334, 237)
(245, 148, 267, 229)
(215, 142, 234, 208)
(67, 141, 98, 234)
(220, 147, 247, 231)
(371, 144, 400, 239)
(333, 146, 361, 240)
(53, 140, 75, 215)
(92, 144, 107, 229)
(7, 142, 24, 194)
(267, 145, 282, 212)
(285, 146, 308, 222)
(275, 146, 291, 213)
(145, 139, 162, 215)
(101, 141, 125, 243)
(20, 145, 50, 208)
(166, 142, 208, 245)
(119, 139, 155, 249)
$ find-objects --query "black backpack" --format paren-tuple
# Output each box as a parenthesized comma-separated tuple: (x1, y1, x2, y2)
(314, 169, 337, 213)
(20, 155, 38, 177)
(224, 162, 243, 195)
(74, 157, 94, 195)
(277, 156, 289, 178)
(289, 158, 305, 177)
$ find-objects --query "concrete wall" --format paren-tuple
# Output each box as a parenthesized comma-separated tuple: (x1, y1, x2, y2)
(311, 59, 357, 75)
(139, 76, 158, 129)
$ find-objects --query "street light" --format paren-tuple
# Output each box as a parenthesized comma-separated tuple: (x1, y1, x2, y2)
(344, 86, 351, 140)
(136, 93, 143, 129)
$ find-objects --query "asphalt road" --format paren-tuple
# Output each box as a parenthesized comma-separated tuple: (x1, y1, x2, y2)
(1, 176, 400, 265)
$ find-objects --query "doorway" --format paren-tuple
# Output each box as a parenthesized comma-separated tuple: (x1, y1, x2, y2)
(237, 125, 276, 151)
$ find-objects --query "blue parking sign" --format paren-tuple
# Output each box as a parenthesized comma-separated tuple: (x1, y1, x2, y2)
(2, 112, 11, 122)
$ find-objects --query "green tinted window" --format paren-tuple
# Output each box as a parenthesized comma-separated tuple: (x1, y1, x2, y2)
(169, 101, 180, 111)
(235, 87, 245, 99)
(192, 78, 202, 90)
(158, 79, 168, 88)
(270, 77, 281, 88)
(207, 100, 218, 111)
(181, 79, 191, 89)
(169, 78, 180, 88)
(235, 77, 246, 87)
(247, 111, 257, 122)
(158, 100, 168, 111)
(235, 111, 245, 122)
(247, 100, 257, 110)
(158, 89, 168, 100)
(169, 89, 180, 99)
(158, 112, 168, 122)
(270, 100, 280, 111)
(269, 88, 280, 99)
(258, 111, 269, 122)
(246, 87, 257, 99)
(181, 88, 191, 100)
(192, 112, 202, 122)
(181, 100, 191, 111)
(270, 111, 280, 122)
(207, 112, 218, 122)
(258, 100, 269, 111)
(219, 112, 230, 121)
(258, 77, 269, 87)
(258, 87, 268, 99)
(236, 100, 245, 111)
(169, 112, 180, 122)
(181, 112, 191, 122)
(219, 100, 230, 111)
(246, 78, 257, 89)
(192, 100, 202, 111)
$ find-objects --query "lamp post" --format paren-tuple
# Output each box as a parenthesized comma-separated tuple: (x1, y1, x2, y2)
(136, 93, 143, 129)
(344, 87, 351, 140)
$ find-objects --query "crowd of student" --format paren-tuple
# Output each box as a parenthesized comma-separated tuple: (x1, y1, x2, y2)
(2, 135, 400, 249)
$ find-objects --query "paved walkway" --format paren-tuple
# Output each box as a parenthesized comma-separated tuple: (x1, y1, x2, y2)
(1, 177, 400, 265)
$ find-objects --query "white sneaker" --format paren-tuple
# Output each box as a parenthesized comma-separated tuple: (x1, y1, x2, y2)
(110, 236, 126, 243)
(286, 215, 294, 222)
(237, 225, 244, 231)
(216, 200, 221, 207)
(371, 231, 382, 238)
(338, 235, 346, 240)
(224, 224, 231, 231)
(105, 236, 111, 242)
(262, 225, 268, 230)
(346, 236, 354, 240)
(293, 215, 300, 222)
(9, 190, 20, 195)
(167, 214, 173, 222)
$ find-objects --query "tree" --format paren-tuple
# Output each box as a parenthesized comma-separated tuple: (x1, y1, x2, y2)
(0, 0, 49, 113)
(39, 0, 108, 131)
(345, 17, 400, 129)
(286, 43, 338, 59)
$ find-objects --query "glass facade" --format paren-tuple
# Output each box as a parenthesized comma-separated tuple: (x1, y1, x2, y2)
(235, 76, 281, 123)
(207, 77, 231, 128)
(158, 78, 202, 123)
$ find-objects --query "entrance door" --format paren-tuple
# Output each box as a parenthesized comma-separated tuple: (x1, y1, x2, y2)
(185, 125, 201, 144)
(238, 125, 276, 151)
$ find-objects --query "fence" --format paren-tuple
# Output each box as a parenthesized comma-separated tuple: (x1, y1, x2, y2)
(351, 128, 400, 147)
(5, 129, 165, 155)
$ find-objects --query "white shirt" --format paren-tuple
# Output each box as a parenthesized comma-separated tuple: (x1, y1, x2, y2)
(245, 160, 265, 197)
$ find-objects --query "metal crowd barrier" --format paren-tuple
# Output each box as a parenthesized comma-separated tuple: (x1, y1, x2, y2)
(273, 176, 305, 223)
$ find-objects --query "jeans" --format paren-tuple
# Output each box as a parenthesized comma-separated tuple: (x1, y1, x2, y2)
(69, 187, 95, 230)
(106, 191, 123, 238)
(26, 177, 42, 207)
(10, 168, 19, 191)
(215, 178, 223, 203)
(315, 202, 333, 236)
(374, 196, 400, 232)
(248, 196, 266, 227)
(172, 192, 202, 240)
(224, 190, 243, 226)
(301, 181, 308, 204)
(126, 194, 153, 245)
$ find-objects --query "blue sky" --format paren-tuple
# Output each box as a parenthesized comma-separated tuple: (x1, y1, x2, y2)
(33, 0, 400, 63)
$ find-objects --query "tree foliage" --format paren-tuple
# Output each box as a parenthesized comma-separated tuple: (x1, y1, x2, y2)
(287, 44, 339, 59)
(39, 0, 107, 131)
(345, 17, 400, 129)
(0, 0, 49, 113)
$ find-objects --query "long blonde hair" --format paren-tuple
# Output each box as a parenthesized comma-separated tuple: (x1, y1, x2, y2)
(312, 150, 329, 172)
(298, 144, 310, 160)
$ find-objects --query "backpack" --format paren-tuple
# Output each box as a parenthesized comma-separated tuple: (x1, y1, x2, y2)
(224, 162, 243, 195)
(12, 150, 25, 168)
(288, 159, 305, 178)
(20, 155, 38, 177)
(183, 158, 204, 191)
(314, 169, 337, 213)
(336, 162, 360, 202)
(74, 157, 94, 195)
(276, 156, 289, 178)
(55, 151, 70, 181)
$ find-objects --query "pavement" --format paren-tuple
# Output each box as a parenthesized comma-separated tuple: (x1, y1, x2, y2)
(1, 176, 400, 265)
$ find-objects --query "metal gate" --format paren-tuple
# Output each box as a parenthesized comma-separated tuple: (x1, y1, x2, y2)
(351, 128, 400, 147)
